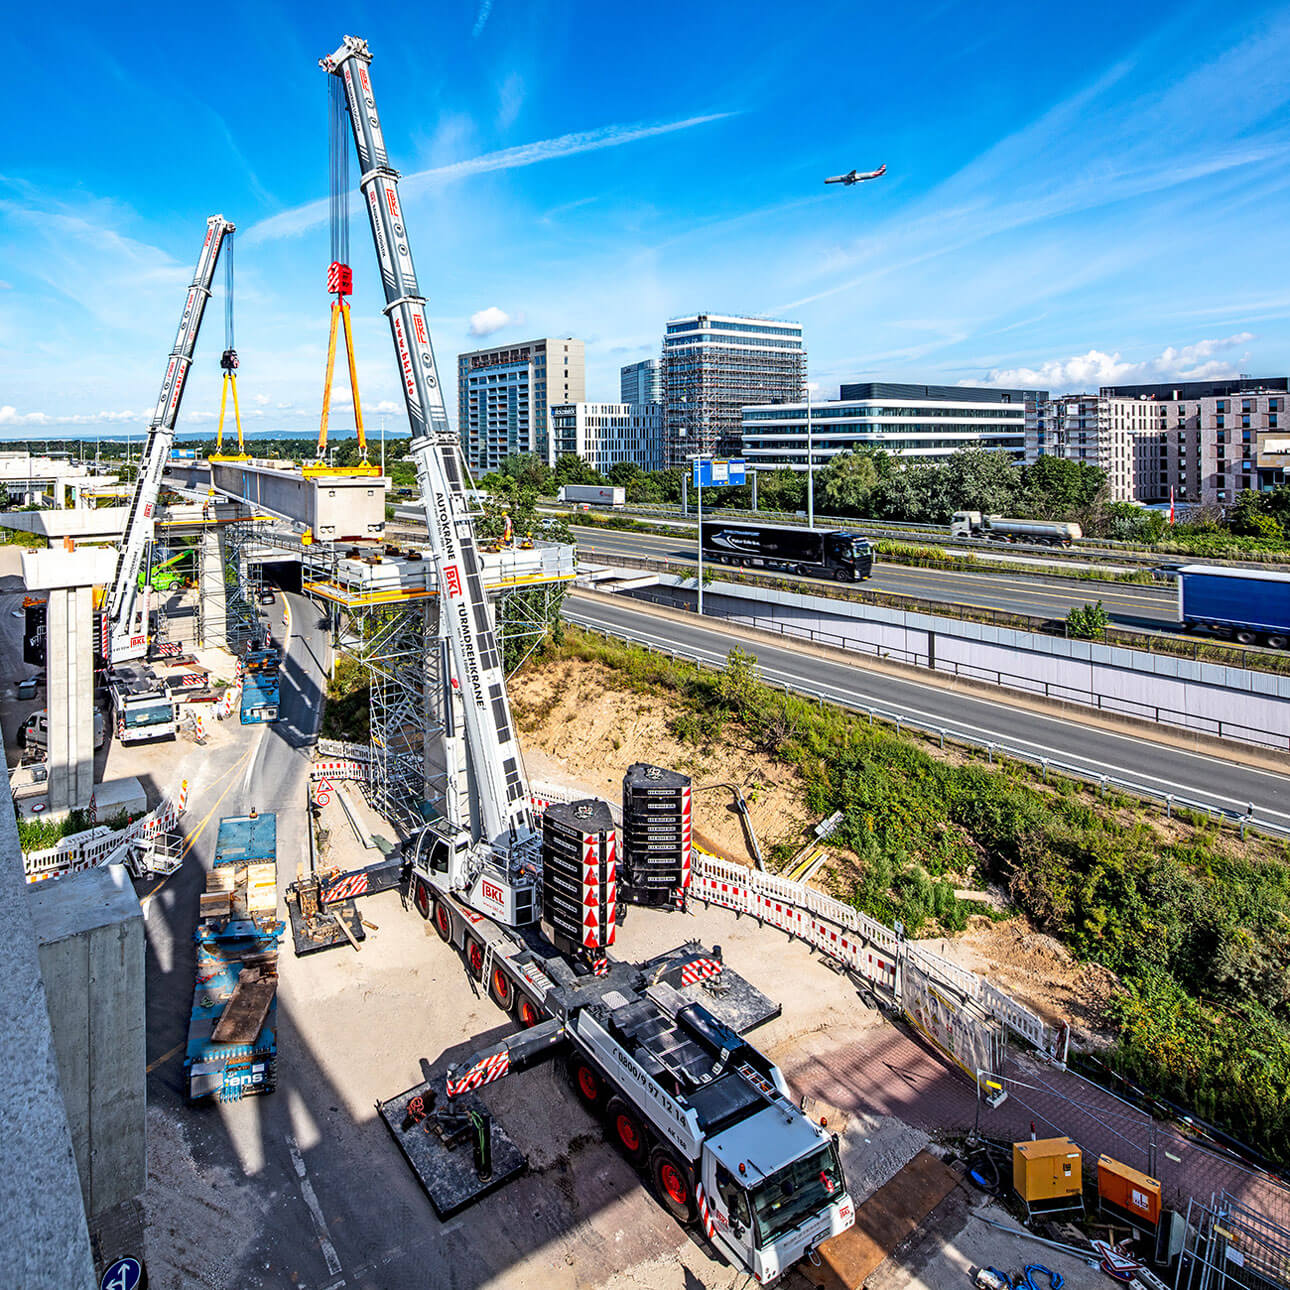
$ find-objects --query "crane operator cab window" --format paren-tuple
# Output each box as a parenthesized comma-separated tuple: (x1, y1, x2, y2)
(749, 1142, 844, 1248)
(715, 1165, 753, 1238)
(418, 831, 450, 876)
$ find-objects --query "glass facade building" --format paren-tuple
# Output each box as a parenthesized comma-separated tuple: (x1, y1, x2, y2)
(661, 314, 805, 466)
(620, 359, 662, 406)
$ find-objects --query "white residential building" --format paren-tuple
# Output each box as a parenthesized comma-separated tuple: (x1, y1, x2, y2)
(549, 402, 664, 473)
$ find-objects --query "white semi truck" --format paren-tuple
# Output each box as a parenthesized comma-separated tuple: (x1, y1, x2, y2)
(950, 510, 1082, 547)
(321, 34, 854, 1280)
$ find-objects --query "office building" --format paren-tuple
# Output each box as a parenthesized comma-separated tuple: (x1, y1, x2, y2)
(661, 314, 805, 465)
(742, 383, 1037, 473)
(1026, 378, 1289, 504)
(620, 359, 661, 406)
(549, 402, 664, 473)
(458, 337, 585, 473)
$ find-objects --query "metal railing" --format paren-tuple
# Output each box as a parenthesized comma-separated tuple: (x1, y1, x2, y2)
(577, 549, 1290, 674)
(569, 616, 1290, 844)
(609, 587, 1290, 751)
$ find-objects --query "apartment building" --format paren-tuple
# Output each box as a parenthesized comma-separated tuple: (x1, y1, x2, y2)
(458, 337, 585, 473)
(1028, 379, 1290, 504)
(620, 359, 662, 406)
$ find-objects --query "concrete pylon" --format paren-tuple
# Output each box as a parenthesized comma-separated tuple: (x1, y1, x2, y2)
(22, 546, 116, 814)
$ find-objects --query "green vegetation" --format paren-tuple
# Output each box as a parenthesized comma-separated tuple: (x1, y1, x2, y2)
(538, 627, 1290, 1165)
(1065, 601, 1109, 640)
(485, 446, 1290, 558)
(320, 653, 370, 742)
(17, 807, 136, 853)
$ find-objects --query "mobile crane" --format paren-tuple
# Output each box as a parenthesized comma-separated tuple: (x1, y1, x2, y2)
(323, 37, 856, 1282)
(107, 216, 235, 662)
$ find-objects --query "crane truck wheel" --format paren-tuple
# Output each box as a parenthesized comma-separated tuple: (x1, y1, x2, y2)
(568, 1057, 605, 1112)
(606, 1097, 649, 1167)
(651, 1148, 697, 1223)
(413, 879, 432, 920)
(431, 897, 452, 943)
(466, 938, 485, 980)
(488, 966, 513, 1010)
(514, 995, 541, 1028)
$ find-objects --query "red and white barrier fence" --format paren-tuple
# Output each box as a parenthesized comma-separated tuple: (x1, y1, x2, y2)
(691, 851, 1058, 1056)
(24, 779, 191, 884)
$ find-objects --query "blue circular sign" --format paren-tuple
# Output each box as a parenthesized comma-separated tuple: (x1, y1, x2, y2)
(100, 1256, 146, 1290)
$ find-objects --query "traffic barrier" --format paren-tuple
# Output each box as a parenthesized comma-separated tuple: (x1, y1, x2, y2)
(24, 779, 191, 883)
(691, 850, 1059, 1058)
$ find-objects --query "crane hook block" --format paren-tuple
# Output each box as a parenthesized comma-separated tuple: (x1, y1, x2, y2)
(327, 262, 353, 297)
(220, 349, 240, 372)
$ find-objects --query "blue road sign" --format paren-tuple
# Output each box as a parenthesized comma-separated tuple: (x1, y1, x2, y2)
(692, 458, 746, 488)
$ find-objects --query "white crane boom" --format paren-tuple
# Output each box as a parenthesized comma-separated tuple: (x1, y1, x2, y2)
(320, 37, 536, 874)
(107, 215, 234, 661)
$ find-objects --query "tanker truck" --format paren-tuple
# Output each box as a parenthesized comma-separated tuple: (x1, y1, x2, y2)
(950, 511, 1082, 547)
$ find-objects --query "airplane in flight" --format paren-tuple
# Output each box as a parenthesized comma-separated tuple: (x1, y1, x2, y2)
(825, 163, 887, 186)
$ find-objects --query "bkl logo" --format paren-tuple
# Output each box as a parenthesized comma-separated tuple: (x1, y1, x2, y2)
(444, 565, 463, 597)
(385, 184, 400, 220)
(481, 879, 504, 906)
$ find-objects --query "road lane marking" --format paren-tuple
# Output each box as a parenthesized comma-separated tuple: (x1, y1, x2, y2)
(146, 1041, 185, 1073)
(287, 1135, 343, 1278)
(565, 605, 1290, 814)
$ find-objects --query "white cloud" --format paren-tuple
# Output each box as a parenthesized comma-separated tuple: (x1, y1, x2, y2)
(974, 333, 1255, 391)
(0, 406, 144, 426)
(472, 0, 492, 38)
(469, 306, 516, 337)
(244, 113, 735, 244)
(253, 393, 270, 405)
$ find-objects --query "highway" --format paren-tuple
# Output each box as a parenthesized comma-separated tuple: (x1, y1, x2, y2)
(563, 590, 1290, 828)
(572, 525, 1180, 633)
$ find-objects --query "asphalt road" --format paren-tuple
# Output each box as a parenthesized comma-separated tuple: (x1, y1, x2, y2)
(572, 525, 1180, 633)
(564, 591, 1290, 829)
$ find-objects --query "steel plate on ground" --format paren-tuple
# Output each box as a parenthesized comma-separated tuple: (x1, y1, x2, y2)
(378, 1083, 526, 1219)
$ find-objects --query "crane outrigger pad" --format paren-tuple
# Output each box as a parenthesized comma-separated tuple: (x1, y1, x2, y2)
(284, 893, 366, 955)
(640, 943, 782, 1035)
(378, 1083, 526, 1219)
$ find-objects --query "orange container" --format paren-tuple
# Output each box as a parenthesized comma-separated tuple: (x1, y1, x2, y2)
(1097, 1155, 1161, 1226)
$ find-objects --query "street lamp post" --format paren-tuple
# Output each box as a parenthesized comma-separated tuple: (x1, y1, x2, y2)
(806, 385, 814, 529)
(690, 453, 709, 617)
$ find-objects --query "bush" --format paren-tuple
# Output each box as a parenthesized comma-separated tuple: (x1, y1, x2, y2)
(1066, 601, 1108, 640)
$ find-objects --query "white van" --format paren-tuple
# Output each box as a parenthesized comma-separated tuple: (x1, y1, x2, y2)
(19, 709, 108, 752)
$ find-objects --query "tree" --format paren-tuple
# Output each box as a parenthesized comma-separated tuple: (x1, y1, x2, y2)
(939, 449, 1023, 519)
(608, 462, 642, 488)
(553, 454, 606, 487)
(816, 451, 882, 517)
(1020, 455, 1108, 521)
(1100, 502, 1167, 543)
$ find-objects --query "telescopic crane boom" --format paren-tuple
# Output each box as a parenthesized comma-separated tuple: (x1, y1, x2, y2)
(321, 37, 539, 923)
(107, 215, 235, 661)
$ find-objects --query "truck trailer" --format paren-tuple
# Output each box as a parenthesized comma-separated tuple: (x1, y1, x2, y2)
(950, 511, 1082, 546)
(1176, 564, 1290, 648)
(700, 520, 874, 582)
(185, 813, 281, 1102)
(240, 647, 281, 724)
(558, 484, 626, 507)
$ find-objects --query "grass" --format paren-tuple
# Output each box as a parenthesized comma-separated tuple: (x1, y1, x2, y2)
(537, 627, 1290, 1167)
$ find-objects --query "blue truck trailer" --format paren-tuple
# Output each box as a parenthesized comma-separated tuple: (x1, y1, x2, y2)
(1176, 564, 1290, 648)
(185, 813, 281, 1102)
(240, 647, 281, 724)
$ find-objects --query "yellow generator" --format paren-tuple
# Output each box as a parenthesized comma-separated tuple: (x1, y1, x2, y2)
(1013, 1137, 1084, 1219)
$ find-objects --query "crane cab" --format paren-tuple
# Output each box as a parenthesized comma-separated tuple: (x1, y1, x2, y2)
(407, 820, 539, 926)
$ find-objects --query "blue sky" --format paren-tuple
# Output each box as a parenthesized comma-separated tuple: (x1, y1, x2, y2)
(2, 0, 1288, 438)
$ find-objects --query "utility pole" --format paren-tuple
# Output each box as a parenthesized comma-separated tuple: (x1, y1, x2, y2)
(691, 454, 708, 617)
(380, 415, 386, 477)
(806, 384, 815, 529)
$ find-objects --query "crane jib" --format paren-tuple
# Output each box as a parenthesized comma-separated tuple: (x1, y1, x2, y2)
(323, 35, 533, 845)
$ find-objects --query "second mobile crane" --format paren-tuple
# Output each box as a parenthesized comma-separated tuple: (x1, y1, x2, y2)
(107, 216, 234, 662)
(322, 36, 855, 1283)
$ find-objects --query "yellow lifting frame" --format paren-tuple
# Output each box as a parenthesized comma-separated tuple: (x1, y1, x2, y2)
(314, 298, 378, 476)
(211, 369, 249, 461)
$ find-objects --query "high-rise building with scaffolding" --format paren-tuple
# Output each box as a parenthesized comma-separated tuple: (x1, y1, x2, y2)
(661, 314, 805, 466)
